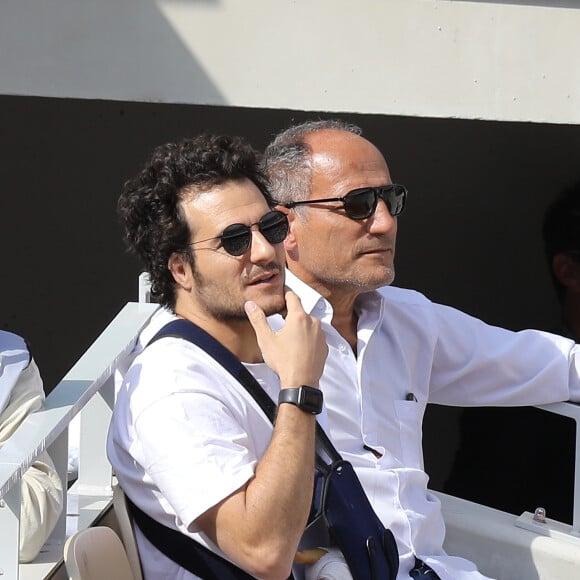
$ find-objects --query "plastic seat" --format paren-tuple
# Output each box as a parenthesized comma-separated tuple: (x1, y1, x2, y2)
(113, 483, 145, 580)
(63, 526, 134, 580)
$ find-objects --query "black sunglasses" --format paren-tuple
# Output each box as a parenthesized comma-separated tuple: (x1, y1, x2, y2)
(284, 184, 407, 220)
(189, 210, 289, 257)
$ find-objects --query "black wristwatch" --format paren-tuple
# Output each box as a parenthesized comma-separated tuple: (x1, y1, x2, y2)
(278, 385, 323, 415)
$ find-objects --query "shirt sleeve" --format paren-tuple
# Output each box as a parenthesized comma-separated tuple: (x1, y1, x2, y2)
(129, 351, 260, 531)
(0, 359, 64, 562)
(428, 301, 580, 406)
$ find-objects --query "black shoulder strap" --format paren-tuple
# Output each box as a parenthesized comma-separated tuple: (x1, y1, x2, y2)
(149, 319, 342, 464)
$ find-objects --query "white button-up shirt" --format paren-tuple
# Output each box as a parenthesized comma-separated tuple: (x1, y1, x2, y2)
(276, 271, 580, 579)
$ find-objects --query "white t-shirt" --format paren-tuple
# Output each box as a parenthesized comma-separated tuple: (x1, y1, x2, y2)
(107, 309, 316, 579)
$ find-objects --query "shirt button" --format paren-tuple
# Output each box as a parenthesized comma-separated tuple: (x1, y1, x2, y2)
(338, 344, 347, 352)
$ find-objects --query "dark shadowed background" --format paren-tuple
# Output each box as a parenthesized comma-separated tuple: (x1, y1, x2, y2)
(1, 94, 579, 511)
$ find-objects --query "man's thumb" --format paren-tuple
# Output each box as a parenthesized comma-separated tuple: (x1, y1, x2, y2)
(244, 301, 272, 339)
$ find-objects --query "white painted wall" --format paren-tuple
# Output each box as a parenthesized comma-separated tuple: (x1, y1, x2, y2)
(1, 1, 579, 124)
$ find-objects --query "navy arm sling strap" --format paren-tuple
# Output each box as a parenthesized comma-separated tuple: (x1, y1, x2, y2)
(126, 318, 399, 580)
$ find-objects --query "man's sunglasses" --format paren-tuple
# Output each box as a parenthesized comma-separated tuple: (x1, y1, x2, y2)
(284, 184, 407, 221)
(189, 210, 289, 257)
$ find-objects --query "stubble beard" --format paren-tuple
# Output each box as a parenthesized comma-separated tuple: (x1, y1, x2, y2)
(319, 263, 395, 294)
(192, 263, 286, 322)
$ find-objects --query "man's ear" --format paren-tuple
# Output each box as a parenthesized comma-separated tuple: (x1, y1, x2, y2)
(168, 252, 194, 292)
(553, 254, 580, 293)
(277, 206, 299, 252)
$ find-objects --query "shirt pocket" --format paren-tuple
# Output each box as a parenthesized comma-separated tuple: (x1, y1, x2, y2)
(393, 399, 426, 469)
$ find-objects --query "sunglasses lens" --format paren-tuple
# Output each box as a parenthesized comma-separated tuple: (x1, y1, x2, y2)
(219, 211, 288, 256)
(342, 185, 406, 220)
(220, 225, 252, 256)
(383, 185, 406, 217)
(260, 211, 289, 244)
(343, 189, 377, 219)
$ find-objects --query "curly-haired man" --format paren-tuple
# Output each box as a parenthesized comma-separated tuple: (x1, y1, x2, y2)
(108, 135, 328, 580)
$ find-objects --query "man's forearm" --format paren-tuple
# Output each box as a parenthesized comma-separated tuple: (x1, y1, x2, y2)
(201, 403, 317, 580)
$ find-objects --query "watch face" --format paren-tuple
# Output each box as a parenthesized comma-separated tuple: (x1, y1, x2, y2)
(299, 386, 323, 414)
(301, 388, 322, 408)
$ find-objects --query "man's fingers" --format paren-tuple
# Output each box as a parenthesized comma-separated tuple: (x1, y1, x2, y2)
(284, 289, 304, 314)
(244, 301, 274, 340)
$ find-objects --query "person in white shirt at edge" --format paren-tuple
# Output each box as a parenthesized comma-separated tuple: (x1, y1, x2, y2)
(0, 331, 63, 562)
(258, 119, 580, 580)
(107, 135, 336, 580)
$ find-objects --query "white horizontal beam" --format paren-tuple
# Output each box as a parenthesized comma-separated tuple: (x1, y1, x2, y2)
(2, 1, 580, 124)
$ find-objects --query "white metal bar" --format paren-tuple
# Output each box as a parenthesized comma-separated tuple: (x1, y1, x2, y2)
(138, 272, 151, 303)
(46, 429, 69, 545)
(0, 302, 159, 500)
(535, 401, 580, 534)
(0, 483, 21, 579)
(77, 375, 115, 493)
(440, 490, 580, 580)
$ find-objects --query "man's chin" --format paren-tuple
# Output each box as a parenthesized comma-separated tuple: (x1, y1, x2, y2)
(254, 295, 286, 317)
(380, 268, 395, 288)
(355, 276, 394, 295)
(245, 284, 286, 314)
(368, 264, 395, 287)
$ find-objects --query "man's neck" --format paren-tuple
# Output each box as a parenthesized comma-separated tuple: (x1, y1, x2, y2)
(331, 308, 359, 354)
(174, 304, 262, 363)
(292, 272, 360, 353)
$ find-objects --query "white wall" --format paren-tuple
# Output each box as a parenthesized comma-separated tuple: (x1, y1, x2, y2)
(2, 0, 580, 124)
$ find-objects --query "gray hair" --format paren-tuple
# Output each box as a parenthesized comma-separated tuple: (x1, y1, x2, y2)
(263, 119, 362, 207)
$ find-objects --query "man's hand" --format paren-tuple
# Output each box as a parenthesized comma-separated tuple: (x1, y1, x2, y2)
(244, 289, 328, 387)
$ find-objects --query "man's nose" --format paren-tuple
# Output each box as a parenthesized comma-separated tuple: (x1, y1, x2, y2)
(249, 230, 277, 262)
(368, 198, 397, 233)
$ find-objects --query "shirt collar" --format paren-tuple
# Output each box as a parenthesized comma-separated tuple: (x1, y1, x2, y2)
(284, 269, 329, 317)
(355, 288, 384, 318)
(284, 269, 385, 322)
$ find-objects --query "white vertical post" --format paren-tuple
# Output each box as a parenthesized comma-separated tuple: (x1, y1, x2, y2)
(573, 416, 580, 534)
(77, 375, 115, 493)
(535, 401, 580, 535)
(0, 483, 21, 579)
(138, 272, 151, 303)
(47, 428, 69, 543)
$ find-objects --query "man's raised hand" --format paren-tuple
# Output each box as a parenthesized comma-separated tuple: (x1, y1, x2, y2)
(244, 289, 328, 387)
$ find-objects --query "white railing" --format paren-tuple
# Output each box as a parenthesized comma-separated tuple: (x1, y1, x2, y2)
(0, 301, 159, 580)
(438, 401, 580, 579)
(518, 401, 580, 535)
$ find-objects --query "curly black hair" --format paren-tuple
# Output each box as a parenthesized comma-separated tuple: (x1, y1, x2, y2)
(118, 134, 272, 309)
